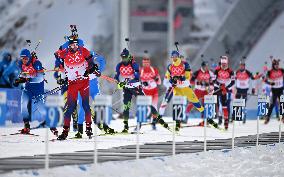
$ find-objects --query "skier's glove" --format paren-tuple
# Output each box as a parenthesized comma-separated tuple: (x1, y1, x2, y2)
(220, 84, 227, 95)
(117, 81, 126, 90)
(270, 82, 275, 86)
(170, 76, 180, 86)
(142, 81, 148, 86)
(57, 78, 67, 85)
(84, 64, 101, 77)
(13, 77, 28, 87)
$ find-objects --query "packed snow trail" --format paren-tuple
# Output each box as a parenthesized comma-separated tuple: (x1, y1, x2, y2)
(0, 119, 283, 174)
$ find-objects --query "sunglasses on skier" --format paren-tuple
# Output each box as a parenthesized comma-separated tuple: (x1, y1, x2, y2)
(171, 54, 179, 58)
(21, 56, 29, 61)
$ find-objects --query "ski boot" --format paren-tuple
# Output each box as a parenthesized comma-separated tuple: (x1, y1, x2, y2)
(133, 122, 142, 133)
(151, 118, 157, 131)
(103, 123, 116, 134)
(198, 120, 205, 127)
(57, 126, 69, 140)
(121, 120, 129, 133)
(74, 124, 83, 138)
(21, 122, 30, 134)
(264, 116, 270, 124)
(73, 120, 78, 132)
(157, 116, 169, 129)
(85, 123, 93, 138)
(50, 127, 58, 136)
(224, 118, 229, 130)
(242, 117, 246, 124)
(175, 120, 181, 132)
(218, 116, 222, 125)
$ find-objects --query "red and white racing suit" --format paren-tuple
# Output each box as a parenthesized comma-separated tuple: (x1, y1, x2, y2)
(56, 46, 93, 128)
(186, 68, 214, 117)
(140, 66, 161, 109)
(213, 66, 235, 129)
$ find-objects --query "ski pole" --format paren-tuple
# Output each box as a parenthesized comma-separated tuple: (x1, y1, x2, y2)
(125, 38, 131, 52)
(174, 41, 179, 52)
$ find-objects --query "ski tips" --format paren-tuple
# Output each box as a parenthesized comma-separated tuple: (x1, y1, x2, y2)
(174, 41, 179, 45)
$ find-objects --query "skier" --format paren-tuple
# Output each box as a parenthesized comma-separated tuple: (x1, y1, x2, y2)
(114, 48, 169, 133)
(213, 55, 235, 130)
(164, 50, 204, 130)
(186, 61, 214, 125)
(0, 52, 13, 88)
(264, 59, 284, 124)
(235, 59, 261, 123)
(75, 51, 116, 138)
(15, 49, 58, 135)
(55, 34, 101, 140)
(140, 51, 161, 130)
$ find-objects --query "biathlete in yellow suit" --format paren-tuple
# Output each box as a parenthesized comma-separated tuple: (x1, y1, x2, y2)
(164, 50, 204, 130)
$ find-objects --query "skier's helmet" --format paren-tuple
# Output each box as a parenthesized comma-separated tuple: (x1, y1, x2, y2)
(272, 59, 280, 69)
(20, 49, 31, 65)
(201, 61, 209, 71)
(68, 35, 79, 50)
(142, 50, 150, 67)
(239, 58, 246, 70)
(171, 50, 180, 63)
(120, 48, 131, 62)
(171, 50, 179, 58)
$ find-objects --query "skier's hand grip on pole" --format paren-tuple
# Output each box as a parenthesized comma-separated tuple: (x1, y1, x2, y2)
(84, 63, 101, 77)
(57, 78, 67, 85)
(14, 77, 28, 86)
(117, 81, 126, 90)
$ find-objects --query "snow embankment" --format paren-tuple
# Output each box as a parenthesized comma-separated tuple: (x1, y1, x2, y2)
(4, 143, 284, 177)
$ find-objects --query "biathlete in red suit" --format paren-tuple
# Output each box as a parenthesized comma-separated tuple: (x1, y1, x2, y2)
(55, 35, 101, 140)
(186, 61, 214, 123)
(264, 59, 284, 124)
(213, 56, 235, 130)
(235, 60, 261, 123)
(140, 52, 161, 129)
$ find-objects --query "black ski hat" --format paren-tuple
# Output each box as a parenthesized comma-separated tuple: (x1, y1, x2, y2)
(272, 59, 280, 66)
(68, 35, 79, 45)
(201, 61, 208, 67)
(120, 48, 130, 57)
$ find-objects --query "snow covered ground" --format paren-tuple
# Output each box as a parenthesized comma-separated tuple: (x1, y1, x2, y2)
(2, 142, 284, 177)
(0, 118, 282, 158)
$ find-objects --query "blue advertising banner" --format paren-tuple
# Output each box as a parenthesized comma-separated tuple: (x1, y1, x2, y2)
(0, 88, 22, 124)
